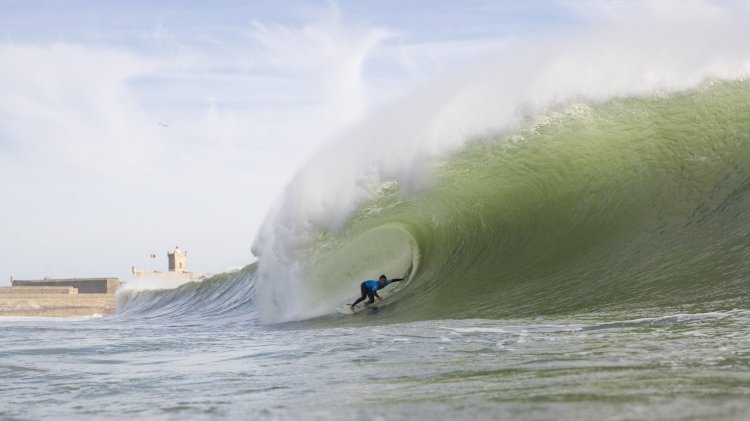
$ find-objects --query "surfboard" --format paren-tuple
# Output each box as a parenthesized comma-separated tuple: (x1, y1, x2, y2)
(337, 301, 379, 315)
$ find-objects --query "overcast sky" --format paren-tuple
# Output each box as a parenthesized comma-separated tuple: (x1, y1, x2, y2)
(0, 1, 586, 283)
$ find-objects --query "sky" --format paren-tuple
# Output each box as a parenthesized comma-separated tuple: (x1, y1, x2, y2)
(0, 0, 586, 283)
(2, 1, 749, 286)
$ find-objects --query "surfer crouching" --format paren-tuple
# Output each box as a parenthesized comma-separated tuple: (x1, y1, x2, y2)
(350, 275, 405, 310)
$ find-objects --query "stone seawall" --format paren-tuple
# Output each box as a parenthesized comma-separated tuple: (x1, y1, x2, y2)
(12, 278, 119, 294)
(0, 287, 115, 317)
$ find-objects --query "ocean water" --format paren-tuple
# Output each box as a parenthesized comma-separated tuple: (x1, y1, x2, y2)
(2, 306, 750, 420)
(4, 83, 750, 420)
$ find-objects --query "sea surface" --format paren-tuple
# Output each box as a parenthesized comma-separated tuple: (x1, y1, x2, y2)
(4, 83, 750, 420)
(2, 306, 749, 420)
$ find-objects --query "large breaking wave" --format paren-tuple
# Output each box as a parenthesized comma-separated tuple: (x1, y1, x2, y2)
(254, 82, 750, 323)
(118, 3, 750, 324)
(116, 82, 750, 325)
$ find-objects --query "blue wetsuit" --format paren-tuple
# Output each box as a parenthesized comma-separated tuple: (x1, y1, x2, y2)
(351, 278, 404, 307)
(363, 279, 392, 292)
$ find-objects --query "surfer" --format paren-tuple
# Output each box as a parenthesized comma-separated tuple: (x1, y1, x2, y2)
(350, 275, 405, 310)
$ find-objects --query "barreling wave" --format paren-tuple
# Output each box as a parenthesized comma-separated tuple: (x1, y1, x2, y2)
(256, 81, 750, 323)
(114, 83, 750, 325)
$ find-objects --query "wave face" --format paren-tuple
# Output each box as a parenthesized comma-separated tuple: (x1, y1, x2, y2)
(115, 264, 257, 324)
(254, 82, 750, 323)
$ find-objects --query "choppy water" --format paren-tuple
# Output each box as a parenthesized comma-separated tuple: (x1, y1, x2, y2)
(2, 307, 750, 420)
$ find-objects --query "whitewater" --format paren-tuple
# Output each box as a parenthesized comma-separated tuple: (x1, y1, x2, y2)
(4, 4, 750, 420)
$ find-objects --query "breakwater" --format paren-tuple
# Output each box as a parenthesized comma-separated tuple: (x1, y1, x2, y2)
(0, 285, 116, 317)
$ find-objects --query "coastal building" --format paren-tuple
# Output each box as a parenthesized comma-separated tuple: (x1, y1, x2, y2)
(2, 246, 203, 317)
(168, 246, 188, 272)
(3, 277, 120, 316)
(131, 246, 203, 286)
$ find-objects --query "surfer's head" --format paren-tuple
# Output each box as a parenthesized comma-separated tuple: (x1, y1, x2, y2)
(379, 275, 387, 283)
